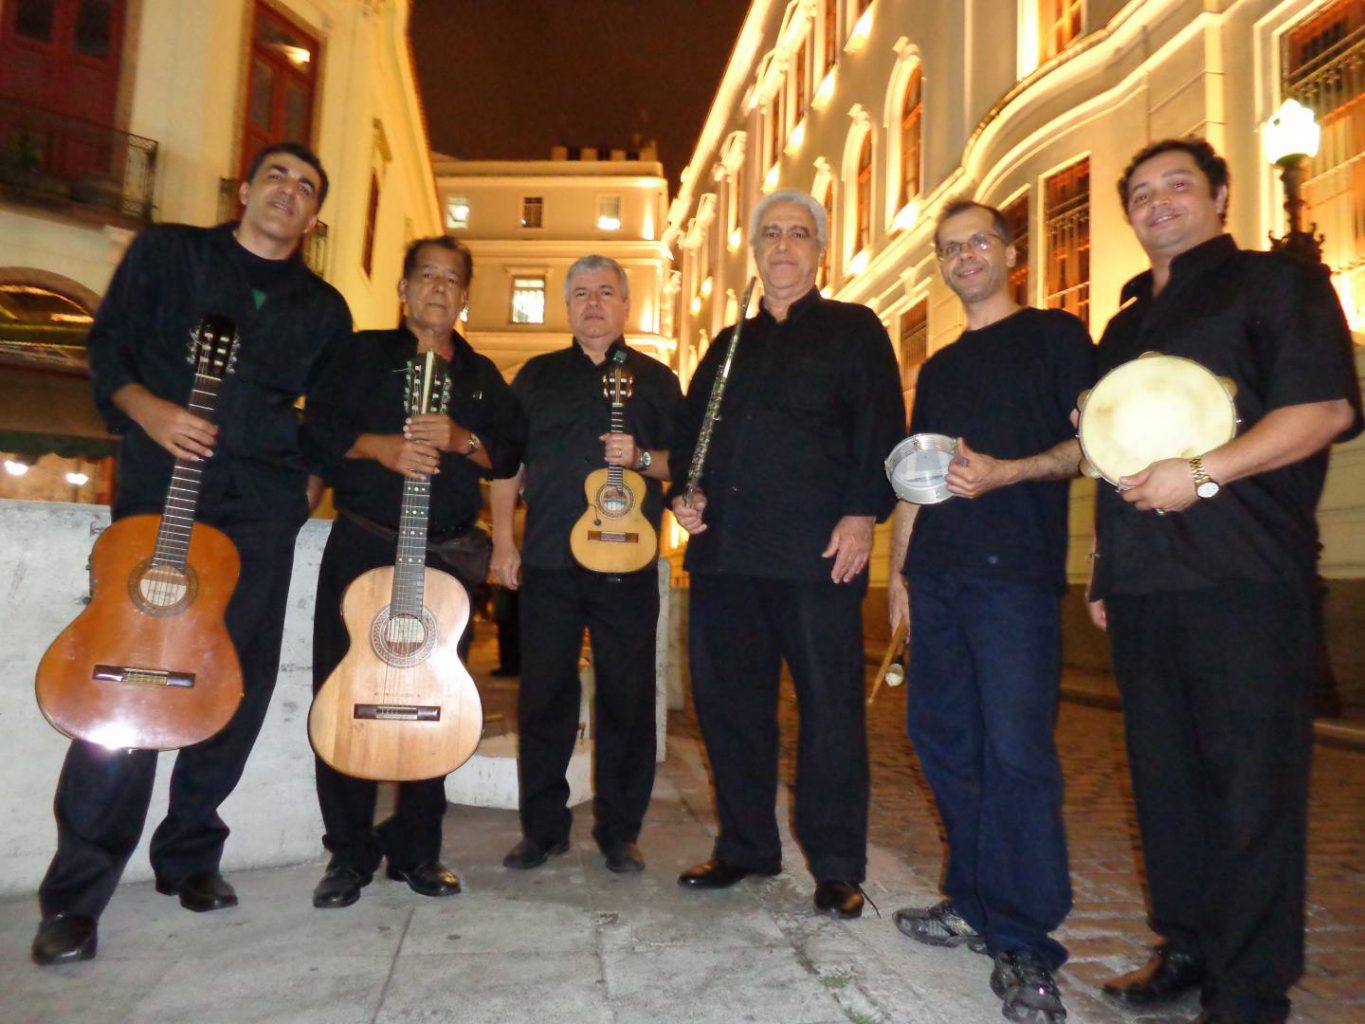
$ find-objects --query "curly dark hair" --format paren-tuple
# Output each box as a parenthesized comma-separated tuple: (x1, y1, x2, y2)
(1118, 138, 1229, 223)
(243, 141, 329, 209)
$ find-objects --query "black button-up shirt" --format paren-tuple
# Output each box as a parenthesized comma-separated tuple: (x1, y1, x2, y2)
(513, 338, 682, 570)
(304, 327, 525, 536)
(669, 288, 906, 584)
(1093, 234, 1363, 596)
(87, 222, 353, 526)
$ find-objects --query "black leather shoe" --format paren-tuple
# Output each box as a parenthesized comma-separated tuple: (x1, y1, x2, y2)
(155, 871, 238, 913)
(602, 841, 645, 874)
(31, 914, 97, 965)
(1102, 945, 1205, 1006)
(387, 861, 462, 897)
(814, 880, 864, 919)
(312, 863, 371, 909)
(677, 859, 778, 889)
(503, 836, 569, 870)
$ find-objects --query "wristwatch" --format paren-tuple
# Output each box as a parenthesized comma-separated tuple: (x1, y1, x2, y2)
(1189, 455, 1220, 499)
(463, 432, 482, 456)
(635, 450, 652, 471)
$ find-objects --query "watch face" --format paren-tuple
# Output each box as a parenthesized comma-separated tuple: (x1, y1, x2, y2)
(1196, 480, 1220, 499)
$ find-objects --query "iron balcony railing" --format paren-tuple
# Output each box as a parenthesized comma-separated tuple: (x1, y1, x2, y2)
(217, 178, 330, 279)
(0, 97, 156, 224)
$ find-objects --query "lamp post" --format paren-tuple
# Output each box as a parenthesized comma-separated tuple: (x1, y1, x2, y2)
(1263, 98, 1325, 265)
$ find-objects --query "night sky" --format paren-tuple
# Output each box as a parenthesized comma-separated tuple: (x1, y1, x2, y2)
(409, 0, 753, 187)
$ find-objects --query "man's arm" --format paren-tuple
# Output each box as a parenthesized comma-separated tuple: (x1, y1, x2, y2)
(887, 499, 919, 633)
(946, 436, 1081, 499)
(490, 467, 525, 589)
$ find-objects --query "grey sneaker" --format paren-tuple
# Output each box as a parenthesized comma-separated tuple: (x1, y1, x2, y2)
(892, 899, 987, 953)
(990, 950, 1067, 1023)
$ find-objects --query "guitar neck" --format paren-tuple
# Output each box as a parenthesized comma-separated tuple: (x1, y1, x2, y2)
(392, 475, 432, 616)
(151, 372, 222, 570)
(608, 402, 626, 485)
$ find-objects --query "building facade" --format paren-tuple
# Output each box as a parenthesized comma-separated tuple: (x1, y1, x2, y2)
(432, 145, 674, 379)
(0, 0, 442, 503)
(664, 0, 1365, 703)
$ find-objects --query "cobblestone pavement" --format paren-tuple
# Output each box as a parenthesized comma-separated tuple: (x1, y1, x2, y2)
(675, 666, 1365, 1024)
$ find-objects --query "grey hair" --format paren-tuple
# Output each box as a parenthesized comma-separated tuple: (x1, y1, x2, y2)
(564, 254, 630, 304)
(749, 189, 829, 250)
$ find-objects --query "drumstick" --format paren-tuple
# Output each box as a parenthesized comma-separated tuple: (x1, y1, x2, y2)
(867, 622, 908, 706)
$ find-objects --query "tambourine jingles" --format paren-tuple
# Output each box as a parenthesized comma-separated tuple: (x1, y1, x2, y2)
(1077, 352, 1237, 486)
(885, 433, 959, 504)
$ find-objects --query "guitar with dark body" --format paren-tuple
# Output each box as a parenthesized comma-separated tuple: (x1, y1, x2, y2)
(35, 315, 244, 751)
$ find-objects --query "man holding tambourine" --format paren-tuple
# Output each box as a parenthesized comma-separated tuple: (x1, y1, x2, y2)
(1089, 139, 1362, 1024)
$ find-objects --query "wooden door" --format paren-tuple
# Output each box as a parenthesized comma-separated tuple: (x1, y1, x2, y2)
(239, 2, 319, 180)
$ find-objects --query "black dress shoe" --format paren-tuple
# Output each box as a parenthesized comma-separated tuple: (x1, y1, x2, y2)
(31, 913, 97, 965)
(814, 880, 864, 919)
(312, 863, 372, 909)
(503, 836, 569, 870)
(387, 861, 462, 897)
(155, 871, 238, 913)
(602, 841, 645, 874)
(677, 859, 778, 889)
(1103, 945, 1206, 1005)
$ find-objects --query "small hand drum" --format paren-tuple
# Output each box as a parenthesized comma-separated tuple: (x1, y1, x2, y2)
(885, 433, 959, 504)
(1077, 352, 1237, 486)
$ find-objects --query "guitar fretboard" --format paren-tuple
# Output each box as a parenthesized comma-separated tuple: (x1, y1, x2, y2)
(151, 373, 223, 571)
(392, 475, 432, 618)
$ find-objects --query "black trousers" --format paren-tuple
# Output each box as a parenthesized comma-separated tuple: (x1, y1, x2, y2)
(517, 565, 658, 849)
(689, 573, 868, 882)
(312, 515, 474, 873)
(1106, 582, 1316, 1024)
(39, 516, 301, 918)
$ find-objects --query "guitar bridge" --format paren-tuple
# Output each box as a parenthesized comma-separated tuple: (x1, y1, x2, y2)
(353, 704, 441, 722)
(93, 664, 194, 688)
(587, 530, 640, 544)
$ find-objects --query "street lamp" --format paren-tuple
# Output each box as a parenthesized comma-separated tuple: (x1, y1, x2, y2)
(1263, 98, 1324, 264)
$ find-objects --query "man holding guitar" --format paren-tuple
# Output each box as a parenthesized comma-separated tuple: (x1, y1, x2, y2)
(303, 236, 522, 909)
(491, 255, 681, 875)
(32, 143, 352, 965)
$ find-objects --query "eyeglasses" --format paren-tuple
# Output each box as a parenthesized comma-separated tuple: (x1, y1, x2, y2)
(936, 232, 1004, 261)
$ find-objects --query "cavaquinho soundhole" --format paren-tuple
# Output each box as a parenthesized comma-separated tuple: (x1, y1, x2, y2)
(128, 560, 199, 616)
(370, 606, 439, 668)
(594, 482, 636, 519)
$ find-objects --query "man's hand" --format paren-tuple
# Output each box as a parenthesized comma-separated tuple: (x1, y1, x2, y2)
(405, 413, 464, 452)
(370, 434, 441, 480)
(887, 573, 910, 639)
(601, 432, 639, 468)
(126, 389, 218, 460)
(1118, 457, 1196, 514)
(822, 514, 874, 584)
(946, 438, 1015, 499)
(492, 540, 521, 590)
(671, 490, 707, 534)
(1088, 597, 1108, 631)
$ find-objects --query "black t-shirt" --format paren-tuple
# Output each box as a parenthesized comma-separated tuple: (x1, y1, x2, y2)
(304, 327, 525, 536)
(668, 288, 906, 584)
(903, 306, 1094, 592)
(1092, 234, 1363, 596)
(513, 338, 682, 571)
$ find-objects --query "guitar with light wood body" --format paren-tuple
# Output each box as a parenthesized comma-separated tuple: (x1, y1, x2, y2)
(569, 350, 657, 573)
(308, 351, 483, 781)
(35, 315, 244, 751)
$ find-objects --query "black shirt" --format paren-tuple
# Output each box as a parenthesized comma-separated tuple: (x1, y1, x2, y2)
(669, 288, 906, 584)
(87, 222, 353, 525)
(1092, 234, 1363, 596)
(513, 338, 682, 571)
(904, 307, 1094, 592)
(304, 327, 525, 536)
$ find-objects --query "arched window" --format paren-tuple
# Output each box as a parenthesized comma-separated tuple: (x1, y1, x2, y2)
(855, 134, 872, 254)
(823, 0, 839, 73)
(899, 66, 922, 210)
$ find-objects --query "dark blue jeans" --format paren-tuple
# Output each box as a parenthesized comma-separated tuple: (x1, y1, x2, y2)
(905, 572, 1071, 968)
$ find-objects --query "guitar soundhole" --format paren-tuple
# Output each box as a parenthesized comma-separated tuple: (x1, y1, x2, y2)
(128, 560, 198, 616)
(595, 483, 635, 519)
(370, 607, 438, 668)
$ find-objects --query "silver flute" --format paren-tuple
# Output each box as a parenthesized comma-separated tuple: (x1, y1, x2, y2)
(682, 276, 758, 506)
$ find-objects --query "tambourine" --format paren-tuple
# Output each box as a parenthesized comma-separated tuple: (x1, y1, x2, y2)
(885, 433, 959, 504)
(1077, 352, 1237, 486)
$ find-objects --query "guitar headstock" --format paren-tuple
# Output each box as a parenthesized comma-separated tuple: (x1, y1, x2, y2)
(188, 315, 240, 381)
(405, 351, 452, 417)
(602, 350, 634, 406)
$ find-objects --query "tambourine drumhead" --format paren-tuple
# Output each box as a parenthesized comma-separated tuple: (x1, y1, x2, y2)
(1078, 354, 1237, 486)
(885, 433, 958, 504)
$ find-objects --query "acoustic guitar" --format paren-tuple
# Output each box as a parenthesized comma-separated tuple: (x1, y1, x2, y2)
(569, 350, 657, 573)
(308, 351, 483, 782)
(35, 315, 244, 751)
